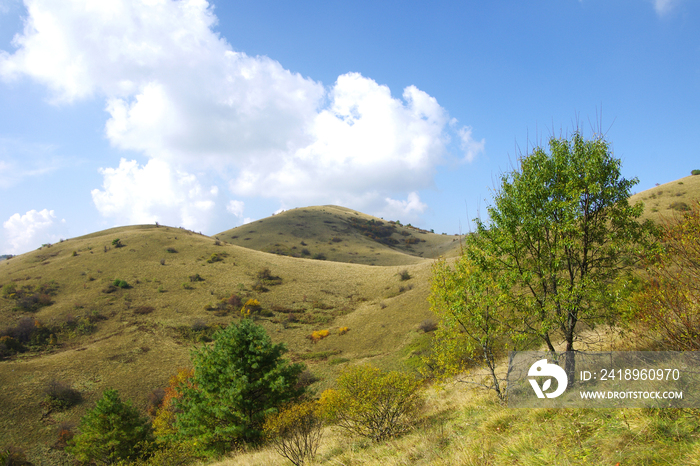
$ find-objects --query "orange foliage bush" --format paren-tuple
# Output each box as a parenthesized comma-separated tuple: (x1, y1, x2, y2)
(309, 329, 330, 344)
(152, 368, 194, 442)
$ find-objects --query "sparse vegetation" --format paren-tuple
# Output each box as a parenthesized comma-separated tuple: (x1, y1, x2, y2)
(309, 329, 330, 343)
(634, 201, 700, 350)
(2, 280, 58, 312)
(670, 201, 691, 211)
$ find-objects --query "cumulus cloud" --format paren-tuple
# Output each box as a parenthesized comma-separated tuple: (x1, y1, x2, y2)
(379, 192, 428, 223)
(3, 208, 59, 253)
(1, 0, 483, 227)
(91, 158, 217, 230)
(455, 124, 485, 163)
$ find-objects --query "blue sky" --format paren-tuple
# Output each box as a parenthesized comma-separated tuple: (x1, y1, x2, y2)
(1, 0, 698, 255)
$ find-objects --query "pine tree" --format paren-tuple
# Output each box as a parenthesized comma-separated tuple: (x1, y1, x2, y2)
(174, 318, 305, 453)
(67, 388, 153, 464)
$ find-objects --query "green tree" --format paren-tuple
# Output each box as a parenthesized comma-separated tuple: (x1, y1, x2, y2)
(67, 389, 153, 464)
(174, 319, 305, 453)
(435, 131, 654, 381)
(428, 246, 517, 401)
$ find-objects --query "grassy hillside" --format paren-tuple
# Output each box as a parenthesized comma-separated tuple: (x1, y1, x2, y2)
(216, 205, 464, 266)
(0, 212, 442, 460)
(2, 182, 700, 464)
(629, 173, 700, 223)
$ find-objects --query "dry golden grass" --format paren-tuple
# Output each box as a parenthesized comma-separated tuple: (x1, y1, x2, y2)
(629, 173, 700, 224)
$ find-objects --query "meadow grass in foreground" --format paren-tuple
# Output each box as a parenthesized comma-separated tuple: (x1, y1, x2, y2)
(210, 384, 700, 466)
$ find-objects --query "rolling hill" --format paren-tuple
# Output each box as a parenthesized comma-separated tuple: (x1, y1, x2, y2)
(0, 206, 461, 459)
(2, 174, 700, 463)
(216, 205, 464, 265)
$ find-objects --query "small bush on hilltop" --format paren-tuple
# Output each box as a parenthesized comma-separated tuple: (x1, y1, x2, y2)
(43, 379, 82, 411)
(206, 253, 224, 263)
(320, 365, 424, 442)
(188, 273, 204, 282)
(264, 400, 323, 466)
(112, 279, 130, 289)
(692, 169, 700, 175)
(240, 298, 262, 318)
(55, 421, 75, 450)
(309, 329, 329, 343)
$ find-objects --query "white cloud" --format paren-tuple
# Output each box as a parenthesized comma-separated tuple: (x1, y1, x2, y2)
(1, 0, 483, 228)
(90, 158, 217, 230)
(652, 0, 681, 15)
(230, 73, 453, 206)
(455, 124, 485, 163)
(226, 199, 244, 218)
(3, 208, 58, 253)
(379, 192, 428, 223)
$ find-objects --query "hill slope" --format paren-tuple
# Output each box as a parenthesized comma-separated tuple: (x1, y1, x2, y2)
(0, 219, 437, 457)
(2, 179, 700, 461)
(629, 173, 700, 223)
(216, 205, 464, 266)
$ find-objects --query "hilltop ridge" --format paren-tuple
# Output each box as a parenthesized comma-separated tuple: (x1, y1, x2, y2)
(216, 205, 464, 266)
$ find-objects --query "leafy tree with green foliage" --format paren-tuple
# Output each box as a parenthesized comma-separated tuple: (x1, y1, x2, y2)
(432, 131, 654, 381)
(174, 318, 305, 454)
(67, 388, 153, 464)
(428, 247, 516, 401)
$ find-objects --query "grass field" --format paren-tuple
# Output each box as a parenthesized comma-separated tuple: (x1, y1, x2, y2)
(2, 177, 700, 465)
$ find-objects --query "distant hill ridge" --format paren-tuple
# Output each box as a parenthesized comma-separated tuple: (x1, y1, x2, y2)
(215, 205, 464, 266)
